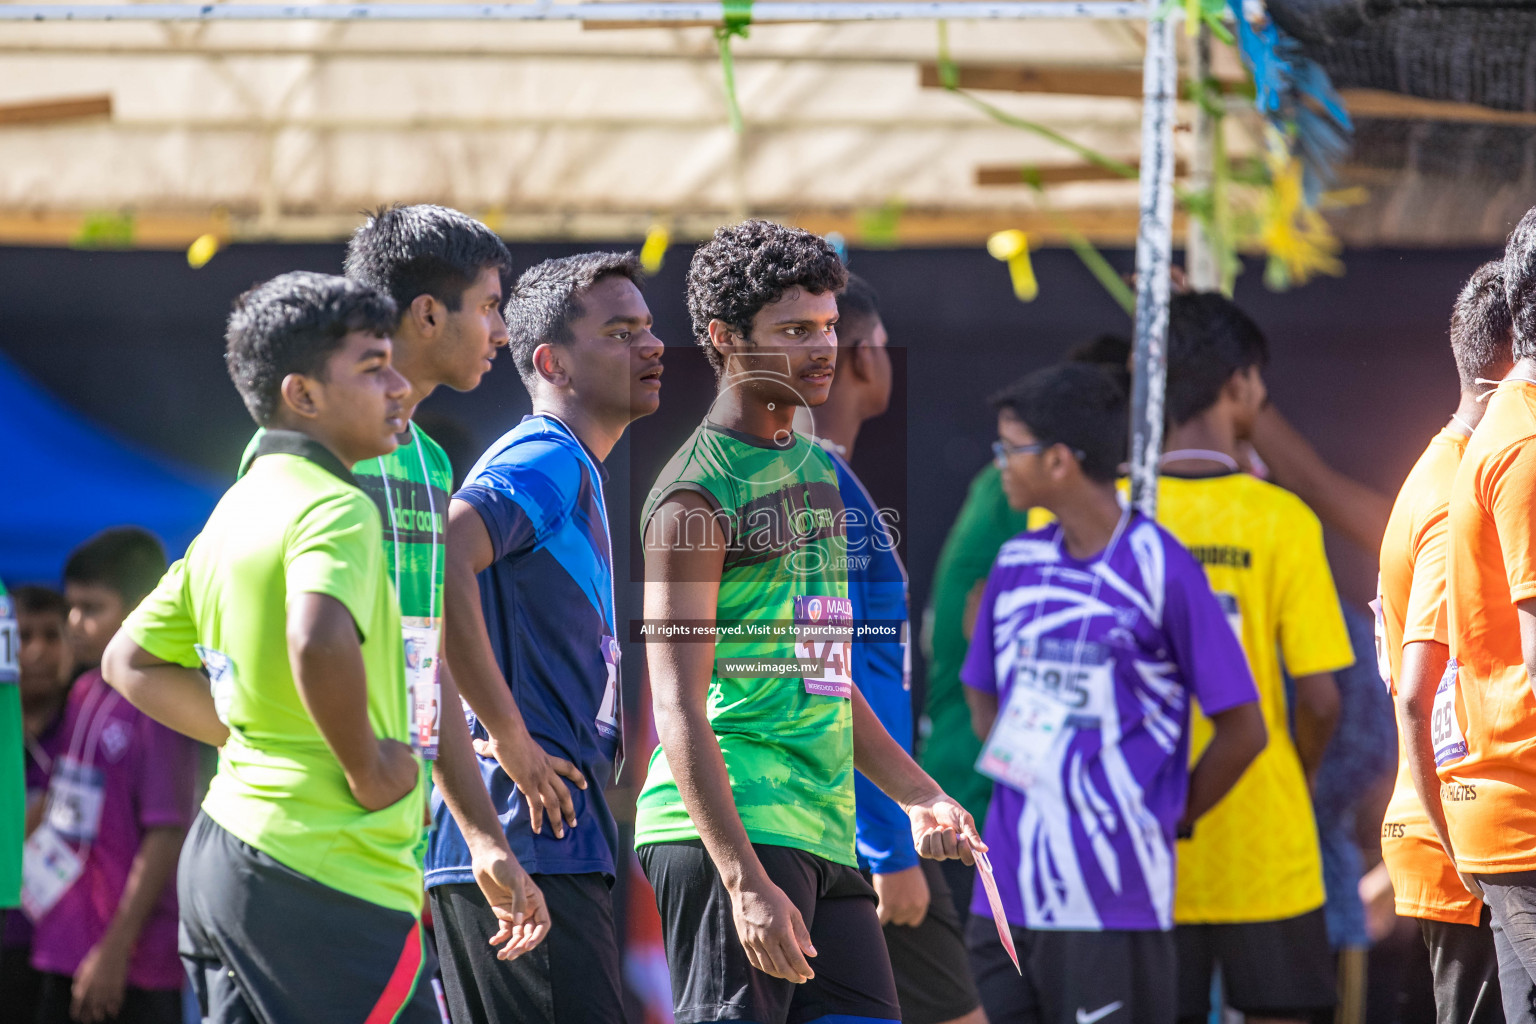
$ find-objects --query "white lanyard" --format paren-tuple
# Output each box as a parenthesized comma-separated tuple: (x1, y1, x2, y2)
(376, 422, 440, 621)
(538, 413, 616, 634)
(63, 678, 119, 770)
(1159, 448, 1241, 472)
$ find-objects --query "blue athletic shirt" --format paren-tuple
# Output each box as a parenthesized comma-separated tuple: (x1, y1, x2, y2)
(826, 448, 916, 876)
(425, 415, 621, 885)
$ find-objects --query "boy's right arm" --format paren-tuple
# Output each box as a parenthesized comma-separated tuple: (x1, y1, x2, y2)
(288, 593, 417, 812)
(102, 632, 229, 748)
(443, 498, 587, 839)
(646, 492, 818, 986)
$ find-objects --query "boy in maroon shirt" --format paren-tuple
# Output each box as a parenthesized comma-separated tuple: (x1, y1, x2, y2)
(27, 528, 196, 1024)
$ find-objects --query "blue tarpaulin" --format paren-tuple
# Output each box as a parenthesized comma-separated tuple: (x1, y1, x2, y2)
(1, 349, 222, 586)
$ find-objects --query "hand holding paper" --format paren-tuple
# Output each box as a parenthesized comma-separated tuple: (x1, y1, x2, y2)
(971, 845, 1021, 974)
(908, 792, 986, 866)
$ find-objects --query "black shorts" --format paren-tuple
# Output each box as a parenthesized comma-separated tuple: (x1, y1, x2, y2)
(1175, 907, 1336, 1021)
(429, 874, 624, 1024)
(638, 840, 901, 1024)
(1420, 911, 1508, 1024)
(965, 914, 1176, 1024)
(870, 860, 980, 1024)
(178, 811, 438, 1024)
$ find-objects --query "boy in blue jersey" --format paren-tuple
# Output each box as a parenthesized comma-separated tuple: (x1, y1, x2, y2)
(430, 251, 663, 1024)
(797, 274, 984, 1024)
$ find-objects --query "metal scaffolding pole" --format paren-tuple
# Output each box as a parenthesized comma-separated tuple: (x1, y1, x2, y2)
(1128, 11, 1177, 517)
(0, 2, 1148, 22)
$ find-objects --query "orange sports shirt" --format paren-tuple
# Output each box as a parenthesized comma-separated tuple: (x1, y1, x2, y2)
(1444, 379, 1536, 874)
(1378, 427, 1481, 925)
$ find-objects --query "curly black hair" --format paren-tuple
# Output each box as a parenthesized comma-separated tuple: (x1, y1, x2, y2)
(686, 220, 847, 373)
(225, 271, 397, 426)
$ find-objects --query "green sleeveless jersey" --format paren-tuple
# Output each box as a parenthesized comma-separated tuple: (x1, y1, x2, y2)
(634, 422, 857, 866)
(239, 425, 451, 622)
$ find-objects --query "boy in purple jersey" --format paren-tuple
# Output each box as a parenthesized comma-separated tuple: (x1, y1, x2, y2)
(961, 364, 1266, 1024)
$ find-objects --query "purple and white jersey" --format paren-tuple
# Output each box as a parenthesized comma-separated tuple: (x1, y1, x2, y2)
(961, 512, 1256, 932)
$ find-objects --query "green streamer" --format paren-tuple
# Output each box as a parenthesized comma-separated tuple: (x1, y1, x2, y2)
(715, 0, 753, 134)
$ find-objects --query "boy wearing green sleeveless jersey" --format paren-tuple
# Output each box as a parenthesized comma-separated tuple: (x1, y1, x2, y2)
(636, 221, 983, 1024)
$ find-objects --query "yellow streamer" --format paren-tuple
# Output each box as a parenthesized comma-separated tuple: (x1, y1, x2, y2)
(987, 230, 1039, 302)
(187, 232, 220, 269)
(640, 223, 670, 275)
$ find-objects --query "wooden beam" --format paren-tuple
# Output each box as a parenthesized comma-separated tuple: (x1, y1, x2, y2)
(0, 94, 112, 126)
(920, 62, 1143, 98)
(0, 205, 1176, 247)
(1338, 88, 1536, 127)
(975, 161, 1190, 185)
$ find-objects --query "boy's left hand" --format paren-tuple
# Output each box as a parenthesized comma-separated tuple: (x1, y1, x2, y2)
(72, 936, 130, 1023)
(907, 793, 986, 865)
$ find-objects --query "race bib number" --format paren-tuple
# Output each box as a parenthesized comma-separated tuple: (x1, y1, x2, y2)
(1369, 594, 1393, 690)
(596, 636, 621, 741)
(795, 595, 854, 698)
(21, 825, 83, 921)
(402, 623, 441, 761)
(0, 612, 17, 681)
(195, 644, 236, 727)
(45, 756, 105, 845)
(976, 658, 1112, 791)
(1432, 659, 1468, 767)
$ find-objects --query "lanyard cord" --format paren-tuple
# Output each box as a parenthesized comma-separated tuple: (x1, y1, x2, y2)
(411, 422, 439, 623)
(375, 423, 441, 622)
(539, 414, 616, 635)
(1159, 448, 1241, 472)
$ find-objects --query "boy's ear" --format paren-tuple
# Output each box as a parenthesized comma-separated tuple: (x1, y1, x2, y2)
(409, 293, 441, 335)
(707, 318, 742, 361)
(278, 372, 322, 420)
(532, 342, 567, 386)
(847, 343, 873, 383)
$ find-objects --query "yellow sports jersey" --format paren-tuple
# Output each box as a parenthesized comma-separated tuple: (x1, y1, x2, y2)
(1154, 472, 1354, 923)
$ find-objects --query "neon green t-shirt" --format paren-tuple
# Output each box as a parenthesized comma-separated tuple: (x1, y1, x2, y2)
(634, 422, 856, 866)
(126, 431, 427, 915)
(0, 581, 21, 908)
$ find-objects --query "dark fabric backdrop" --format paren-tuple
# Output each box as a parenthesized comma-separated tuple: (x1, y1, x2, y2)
(0, 242, 1495, 709)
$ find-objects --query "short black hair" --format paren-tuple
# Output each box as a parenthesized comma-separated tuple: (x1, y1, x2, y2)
(344, 204, 514, 317)
(63, 527, 167, 608)
(686, 220, 848, 373)
(1505, 205, 1536, 361)
(13, 584, 67, 619)
(503, 251, 643, 387)
(1165, 293, 1269, 426)
(225, 271, 397, 425)
(1065, 333, 1132, 393)
(835, 273, 881, 342)
(1451, 261, 1513, 391)
(992, 363, 1127, 483)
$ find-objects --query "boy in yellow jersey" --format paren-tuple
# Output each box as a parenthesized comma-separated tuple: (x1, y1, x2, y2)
(1161, 294, 1354, 1024)
(1380, 262, 1524, 1024)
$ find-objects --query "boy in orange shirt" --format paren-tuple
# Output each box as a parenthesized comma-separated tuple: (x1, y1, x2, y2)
(1379, 261, 1516, 1023)
(1445, 206, 1536, 1020)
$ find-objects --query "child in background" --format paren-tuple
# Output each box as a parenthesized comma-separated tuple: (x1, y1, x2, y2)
(28, 528, 196, 1024)
(2, 586, 74, 1018)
